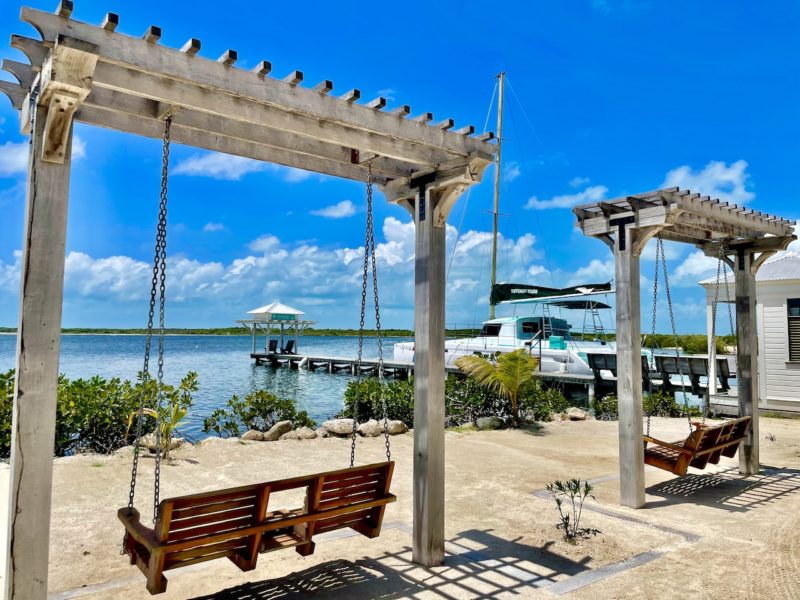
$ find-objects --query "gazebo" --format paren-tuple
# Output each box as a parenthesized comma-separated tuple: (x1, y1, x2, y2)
(237, 301, 316, 354)
(574, 187, 796, 509)
(0, 3, 496, 598)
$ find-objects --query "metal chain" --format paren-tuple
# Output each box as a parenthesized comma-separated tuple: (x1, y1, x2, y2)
(152, 114, 172, 520)
(646, 236, 661, 437)
(657, 236, 693, 434)
(125, 115, 172, 535)
(350, 165, 373, 468)
(707, 242, 729, 424)
(721, 245, 740, 401)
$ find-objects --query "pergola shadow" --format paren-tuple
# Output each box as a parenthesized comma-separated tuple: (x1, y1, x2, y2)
(646, 466, 800, 513)
(189, 528, 593, 599)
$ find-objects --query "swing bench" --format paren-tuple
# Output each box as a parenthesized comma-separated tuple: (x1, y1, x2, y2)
(120, 115, 396, 595)
(642, 235, 751, 477)
(119, 462, 396, 594)
(643, 417, 751, 476)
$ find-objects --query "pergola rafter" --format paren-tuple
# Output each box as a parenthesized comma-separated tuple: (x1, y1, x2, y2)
(574, 186, 796, 510)
(1, 4, 497, 598)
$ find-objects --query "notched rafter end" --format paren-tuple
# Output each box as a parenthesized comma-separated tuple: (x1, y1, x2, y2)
(101, 12, 119, 31)
(435, 118, 454, 130)
(389, 105, 410, 117)
(252, 60, 272, 77)
(340, 88, 360, 103)
(475, 132, 494, 141)
(365, 96, 386, 110)
(412, 112, 433, 123)
(313, 80, 333, 94)
(217, 49, 237, 66)
(181, 38, 201, 55)
(56, 0, 73, 18)
(283, 70, 303, 86)
(455, 125, 475, 136)
(143, 26, 161, 44)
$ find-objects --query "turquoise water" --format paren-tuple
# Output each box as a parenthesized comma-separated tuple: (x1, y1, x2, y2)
(0, 334, 411, 440)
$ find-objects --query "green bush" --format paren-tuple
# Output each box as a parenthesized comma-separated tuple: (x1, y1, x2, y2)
(203, 390, 315, 438)
(445, 375, 510, 426)
(643, 391, 683, 417)
(592, 394, 618, 421)
(519, 380, 570, 422)
(0, 369, 198, 458)
(339, 378, 415, 425)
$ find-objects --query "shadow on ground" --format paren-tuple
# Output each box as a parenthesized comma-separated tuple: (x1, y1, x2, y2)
(646, 466, 800, 512)
(190, 529, 593, 599)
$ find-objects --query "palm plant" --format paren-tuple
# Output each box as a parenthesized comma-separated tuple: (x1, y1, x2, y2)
(454, 349, 539, 427)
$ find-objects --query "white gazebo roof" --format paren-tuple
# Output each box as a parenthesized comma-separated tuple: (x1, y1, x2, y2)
(247, 301, 305, 317)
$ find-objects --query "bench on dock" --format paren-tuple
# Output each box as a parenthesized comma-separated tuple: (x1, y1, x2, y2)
(585, 353, 653, 396)
(119, 462, 396, 595)
(654, 355, 731, 395)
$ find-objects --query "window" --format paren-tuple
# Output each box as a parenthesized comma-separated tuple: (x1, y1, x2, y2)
(789, 299, 800, 362)
(480, 324, 502, 337)
(521, 321, 540, 335)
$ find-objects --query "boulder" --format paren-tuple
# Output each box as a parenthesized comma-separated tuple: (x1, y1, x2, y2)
(566, 407, 588, 421)
(138, 434, 185, 453)
(322, 418, 357, 437)
(386, 420, 409, 435)
(316, 427, 330, 438)
(241, 429, 265, 441)
(358, 419, 382, 437)
(263, 420, 294, 442)
(280, 427, 318, 441)
(476, 416, 504, 431)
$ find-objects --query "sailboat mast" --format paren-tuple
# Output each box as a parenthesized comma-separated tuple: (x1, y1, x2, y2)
(489, 72, 505, 319)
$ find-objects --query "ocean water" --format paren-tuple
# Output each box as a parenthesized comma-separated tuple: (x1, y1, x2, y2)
(0, 334, 411, 440)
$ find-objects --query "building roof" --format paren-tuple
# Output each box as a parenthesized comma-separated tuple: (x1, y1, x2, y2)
(247, 301, 305, 316)
(700, 252, 800, 285)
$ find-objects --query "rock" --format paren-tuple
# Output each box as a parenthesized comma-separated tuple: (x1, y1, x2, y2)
(476, 416, 504, 431)
(358, 419, 382, 437)
(138, 434, 185, 453)
(198, 436, 236, 446)
(280, 427, 318, 440)
(241, 429, 265, 441)
(263, 420, 294, 442)
(386, 420, 408, 435)
(566, 407, 588, 421)
(322, 418, 357, 437)
(316, 427, 330, 438)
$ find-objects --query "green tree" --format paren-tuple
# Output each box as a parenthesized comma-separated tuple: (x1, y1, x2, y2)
(454, 349, 539, 427)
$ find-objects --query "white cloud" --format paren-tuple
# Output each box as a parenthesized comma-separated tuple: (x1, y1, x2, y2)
(566, 258, 615, 286)
(568, 176, 590, 188)
(248, 234, 281, 253)
(377, 88, 397, 102)
(0, 141, 28, 176)
(310, 200, 357, 219)
(525, 185, 608, 210)
(173, 152, 267, 180)
(203, 222, 225, 232)
(662, 159, 755, 205)
(502, 161, 521, 182)
(283, 167, 312, 183)
(672, 250, 717, 284)
(640, 238, 682, 262)
(71, 135, 87, 160)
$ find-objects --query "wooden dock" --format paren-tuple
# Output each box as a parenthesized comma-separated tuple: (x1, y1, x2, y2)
(251, 352, 596, 388)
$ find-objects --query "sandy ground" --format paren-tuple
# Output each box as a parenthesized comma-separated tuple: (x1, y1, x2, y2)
(1, 416, 799, 599)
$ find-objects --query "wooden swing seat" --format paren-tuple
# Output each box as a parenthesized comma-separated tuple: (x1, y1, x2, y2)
(118, 461, 395, 595)
(643, 417, 751, 476)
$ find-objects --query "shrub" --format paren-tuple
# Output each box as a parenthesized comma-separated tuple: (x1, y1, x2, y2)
(445, 375, 509, 426)
(338, 378, 414, 425)
(592, 393, 618, 420)
(1, 369, 198, 458)
(203, 390, 315, 438)
(643, 391, 683, 417)
(519, 380, 570, 422)
(546, 478, 598, 543)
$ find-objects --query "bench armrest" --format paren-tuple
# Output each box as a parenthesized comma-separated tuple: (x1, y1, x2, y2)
(118, 507, 159, 551)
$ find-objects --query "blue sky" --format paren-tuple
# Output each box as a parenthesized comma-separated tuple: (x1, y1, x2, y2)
(0, 0, 798, 332)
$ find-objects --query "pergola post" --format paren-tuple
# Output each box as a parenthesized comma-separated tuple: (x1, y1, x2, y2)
(6, 103, 74, 600)
(614, 225, 645, 509)
(412, 184, 446, 567)
(734, 249, 759, 475)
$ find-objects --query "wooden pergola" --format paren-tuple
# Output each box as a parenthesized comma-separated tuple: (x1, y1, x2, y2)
(574, 187, 796, 509)
(0, 3, 496, 597)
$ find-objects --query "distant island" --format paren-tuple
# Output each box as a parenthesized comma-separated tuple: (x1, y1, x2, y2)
(0, 326, 480, 337)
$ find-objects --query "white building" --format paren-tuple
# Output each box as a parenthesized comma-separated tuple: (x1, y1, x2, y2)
(701, 253, 800, 414)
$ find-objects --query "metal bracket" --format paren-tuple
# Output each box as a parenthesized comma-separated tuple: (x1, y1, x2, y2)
(609, 215, 636, 252)
(41, 90, 79, 163)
